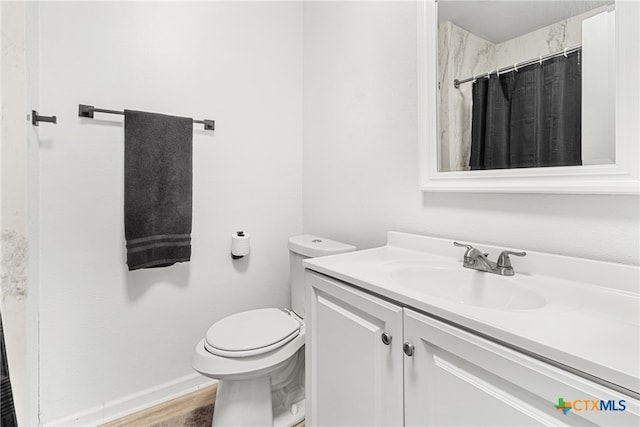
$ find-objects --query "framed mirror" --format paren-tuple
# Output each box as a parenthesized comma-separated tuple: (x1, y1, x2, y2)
(418, 0, 639, 194)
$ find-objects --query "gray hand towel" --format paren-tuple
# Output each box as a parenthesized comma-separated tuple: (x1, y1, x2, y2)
(124, 110, 193, 270)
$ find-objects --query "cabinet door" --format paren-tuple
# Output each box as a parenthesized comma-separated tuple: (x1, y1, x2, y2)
(403, 309, 639, 426)
(305, 272, 404, 426)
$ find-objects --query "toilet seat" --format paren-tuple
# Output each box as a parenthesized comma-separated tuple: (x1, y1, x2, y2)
(205, 308, 301, 358)
(193, 327, 305, 380)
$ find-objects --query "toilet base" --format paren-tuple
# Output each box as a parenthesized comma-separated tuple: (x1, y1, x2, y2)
(213, 381, 305, 427)
(213, 377, 273, 426)
(211, 349, 305, 427)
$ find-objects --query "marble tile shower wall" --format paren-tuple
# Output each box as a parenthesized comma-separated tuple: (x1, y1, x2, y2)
(438, 6, 609, 172)
(438, 21, 494, 173)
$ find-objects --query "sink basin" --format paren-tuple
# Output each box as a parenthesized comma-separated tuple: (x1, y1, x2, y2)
(387, 264, 546, 310)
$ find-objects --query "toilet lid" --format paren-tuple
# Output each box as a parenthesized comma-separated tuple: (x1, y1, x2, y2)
(205, 308, 301, 357)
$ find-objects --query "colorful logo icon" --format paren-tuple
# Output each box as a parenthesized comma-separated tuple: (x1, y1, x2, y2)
(555, 398, 572, 415)
(554, 397, 626, 415)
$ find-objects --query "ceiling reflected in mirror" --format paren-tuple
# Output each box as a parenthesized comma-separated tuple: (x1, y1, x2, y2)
(438, 0, 615, 42)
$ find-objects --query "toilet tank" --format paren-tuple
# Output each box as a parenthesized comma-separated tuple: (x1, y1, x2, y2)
(288, 235, 355, 318)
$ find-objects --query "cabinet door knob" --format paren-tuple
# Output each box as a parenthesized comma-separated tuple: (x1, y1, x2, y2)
(381, 332, 392, 345)
(403, 342, 415, 356)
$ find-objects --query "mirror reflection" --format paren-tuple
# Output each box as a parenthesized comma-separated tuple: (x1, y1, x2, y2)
(437, 0, 615, 172)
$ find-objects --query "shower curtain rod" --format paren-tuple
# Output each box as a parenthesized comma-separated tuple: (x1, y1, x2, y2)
(453, 45, 582, 89)
(78, 104, 215, 131)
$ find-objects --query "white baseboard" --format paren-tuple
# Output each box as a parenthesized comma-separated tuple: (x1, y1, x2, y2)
(45, 374, 216, 427)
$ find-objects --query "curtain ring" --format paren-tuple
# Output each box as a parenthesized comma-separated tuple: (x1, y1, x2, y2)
(486, 71, 491, 79)
(539, 55, 543, 66)
(514, 63, 518, 72)
(496, 68, 500, 77)
(564, 48, 568, 58)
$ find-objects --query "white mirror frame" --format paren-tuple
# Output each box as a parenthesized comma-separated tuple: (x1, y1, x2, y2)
(418, 0, 640, 194)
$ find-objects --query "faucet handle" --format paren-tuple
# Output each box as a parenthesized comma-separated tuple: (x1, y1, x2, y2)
(454, 242, 485, 260)
(453, 241, 473, 250)
(497, 250, 526, 268)
(453, 241, 473, 256)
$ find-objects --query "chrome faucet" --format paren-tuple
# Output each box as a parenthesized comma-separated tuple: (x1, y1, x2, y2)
(453, 242, 526, 276)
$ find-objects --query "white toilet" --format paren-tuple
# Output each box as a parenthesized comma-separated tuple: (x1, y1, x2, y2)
(193, 235, 355, 426)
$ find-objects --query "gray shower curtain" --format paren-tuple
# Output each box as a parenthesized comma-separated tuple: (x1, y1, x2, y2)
(470, 51, 582, 170)
(1, 312, 18, 427)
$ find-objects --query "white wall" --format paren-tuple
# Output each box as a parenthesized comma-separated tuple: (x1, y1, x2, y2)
(1, 1, 38, 425)
(37, 1, 302, 424)
(303, 1, 639, 266)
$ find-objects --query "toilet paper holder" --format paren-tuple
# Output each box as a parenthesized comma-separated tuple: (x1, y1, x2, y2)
(231, 231, 250, 259)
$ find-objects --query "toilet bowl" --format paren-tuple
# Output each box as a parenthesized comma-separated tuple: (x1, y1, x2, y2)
(193, 235, 355, 427)
(193, 309, 306, 426)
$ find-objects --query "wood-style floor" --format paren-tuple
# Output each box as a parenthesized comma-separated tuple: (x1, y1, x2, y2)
(100, 384, 304, 427)
(101, 384, 217, 427)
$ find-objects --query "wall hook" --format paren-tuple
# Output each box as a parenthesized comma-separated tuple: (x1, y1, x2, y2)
(32, 110, 57, 126)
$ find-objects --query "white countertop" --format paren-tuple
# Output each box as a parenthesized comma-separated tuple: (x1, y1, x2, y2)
(303, 232, 640, 395)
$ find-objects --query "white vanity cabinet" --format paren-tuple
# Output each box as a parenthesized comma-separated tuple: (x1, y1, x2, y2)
(306, 271, 639, 427)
